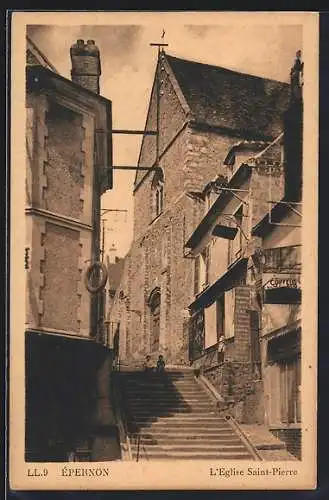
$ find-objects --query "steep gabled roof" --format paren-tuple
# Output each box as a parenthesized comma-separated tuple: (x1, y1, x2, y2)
(166, 54, 290, 139)
(26, 35, 59, 73)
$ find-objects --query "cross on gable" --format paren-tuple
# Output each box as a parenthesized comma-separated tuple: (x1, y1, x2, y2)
(150, 29, 169, 53)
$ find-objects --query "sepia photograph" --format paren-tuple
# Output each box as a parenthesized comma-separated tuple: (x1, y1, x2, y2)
(10, 11, 318, 490)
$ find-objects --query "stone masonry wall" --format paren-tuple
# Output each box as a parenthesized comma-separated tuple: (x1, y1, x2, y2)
(45, 101, 85, 219)
(249, 142, 285, 229)
(200, 286, 265, 423)
(271, 428, 302, 460)
(184, 127, 237, 191)
(26, 94, 95, 336)
(41, 222, 81, 332)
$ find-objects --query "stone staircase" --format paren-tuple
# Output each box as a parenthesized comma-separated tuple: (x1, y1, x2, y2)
(116, 368, 258, 460)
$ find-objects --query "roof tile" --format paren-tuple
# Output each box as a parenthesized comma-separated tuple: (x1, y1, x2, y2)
(166, 54, 290, 139)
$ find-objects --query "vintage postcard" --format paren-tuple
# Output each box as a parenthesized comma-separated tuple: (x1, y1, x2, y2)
(9, 11, 318, 490)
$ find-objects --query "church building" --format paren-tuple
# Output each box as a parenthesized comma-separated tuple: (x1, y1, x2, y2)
(109, 50, 290, 366)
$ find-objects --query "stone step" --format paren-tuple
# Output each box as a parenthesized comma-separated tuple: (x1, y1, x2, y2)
(131, 442, 248, 451)
(124, 379, 200, 388)
(128, 413, 225, 421)
(136, 430, 239, 440)
(127, 398, 211, 408)
(124, 389, 206, 396)
(131, 450, 253, 460)
(126, 401, 212, 408)
(127, 413, 215, 421)
(129, 422, 231, 431)
(124, 383, 202, 389)
(130, 436, 243, 446)
(124, 374, 196, 377)
(124, 384, 200, 395)
(121, 371, 195, 377)
(117, 370, 255, 460)
(123, 375, 197, 381)
(130, 428, 233, 436)
(127, 403, 216, 415)
(126, 404, 216, 417)
(124, 377, 199, 382)
(125, 396, 210, 403)
(129, 421, 232, 431)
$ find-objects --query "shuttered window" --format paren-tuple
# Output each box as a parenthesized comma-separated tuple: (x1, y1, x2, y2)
(280, 355, 301, 424)
(194, 256, 200, 296)
(216, 295, 225, 339)
(200, 246, 209, 288)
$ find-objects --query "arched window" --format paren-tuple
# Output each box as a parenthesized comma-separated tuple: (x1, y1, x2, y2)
(151, 167, 164, 219)
(148, 287, 161, 353)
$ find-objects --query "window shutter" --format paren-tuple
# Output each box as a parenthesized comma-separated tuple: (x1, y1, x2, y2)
(194, 256, 200, 296)
(224, 288, 235, 339)
(205, 246, 210, 285)
(216, 295, 225, 339)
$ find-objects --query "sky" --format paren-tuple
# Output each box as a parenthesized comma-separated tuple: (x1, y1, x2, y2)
(27, 18, 303, 258)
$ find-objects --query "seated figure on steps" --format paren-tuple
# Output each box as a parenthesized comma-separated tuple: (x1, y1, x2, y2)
(143, 355, 154, 373)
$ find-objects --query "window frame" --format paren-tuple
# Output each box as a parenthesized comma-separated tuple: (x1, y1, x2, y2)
(151, 168, 165, 220)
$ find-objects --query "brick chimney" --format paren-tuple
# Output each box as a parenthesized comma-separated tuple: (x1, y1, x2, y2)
(70, 39, 101, 94)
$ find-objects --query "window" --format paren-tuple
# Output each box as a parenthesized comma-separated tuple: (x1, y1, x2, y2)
(151, 167, 164, 219)
(279, 355, 301, 424)
(201, 247, 210, 289)
(189, 310, 205, 361)
(204, 302, 217, 349)
(194, 247, 210, 296)
(267, 330, 301, 425)
(194, 256, 200, 296)
(155, 182, 164, 216)
(149, 288, 161, 353)
(216, 295, 225, 338)
(229, 205, 244, 264)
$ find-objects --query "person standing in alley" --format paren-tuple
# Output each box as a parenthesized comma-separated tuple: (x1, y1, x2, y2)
(156, 354, 166, 373)
(156, 354, 167, 388)
(218, 335, 225, 363)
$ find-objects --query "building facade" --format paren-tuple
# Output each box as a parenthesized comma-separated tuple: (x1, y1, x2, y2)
(25, 38, 118, 461)
(185, 51, 303, 458)
(251, 53, 303, 458)
(109, 51, 290, 368)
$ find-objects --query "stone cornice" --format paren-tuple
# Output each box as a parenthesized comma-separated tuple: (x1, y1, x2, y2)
(25, 207, 93, 232)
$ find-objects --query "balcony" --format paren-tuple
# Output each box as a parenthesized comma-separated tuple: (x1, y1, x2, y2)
(262, 245, 301, 305)
(263, 245, 301, 274)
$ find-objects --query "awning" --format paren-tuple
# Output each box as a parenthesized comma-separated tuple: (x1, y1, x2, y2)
(25, 329, 111, 370)
(212, 224, 238, 240)
(188, 257, 248, 313)
(267, 325, 301, 361)
(261, 319, 301, 342)
(185, 165, 251, 249)
(263, 287, 301, 304)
